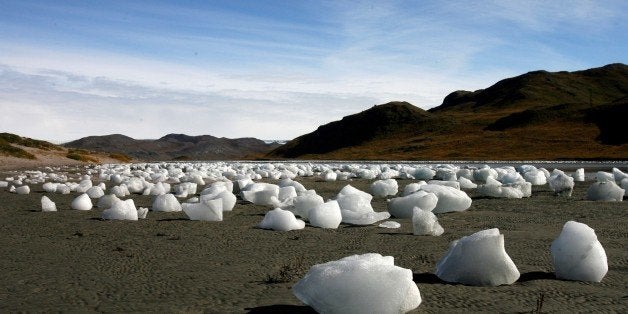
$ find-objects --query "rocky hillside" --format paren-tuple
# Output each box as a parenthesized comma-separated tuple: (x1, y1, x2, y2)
(268, 63, 628, 160)
(65, 133, 280, 161)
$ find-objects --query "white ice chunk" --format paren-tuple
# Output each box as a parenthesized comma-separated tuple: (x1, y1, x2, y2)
(412, 207, 444, 236)
(573, 168, 585, 182)
(336, 184, 390, 225)
(387, 191, 438, 219)
(586, 181, 625, 201)
(86, 186, 104, 199)
(257, 208, 305, 231)
(435, 228, 520, 286)
(427, 180, 460, 189)
(137, 207, 148, 219)
(458, 177, 477, 189)
(15, 185, 30, 195)
(292, 253, 422, 314)
(182, 198, 223, 221)
(549, 172, 575, 196)
(41, 196, 57, 212)
(420, 184, 472, 213)
(308, 200, 342, 229)
(370, 179, 398, 198)
(152, 193, 182, 212)
(71, 193, 93, 211)
(596, 171, 614, 183)
(290, 193, 324, 219)
(101, 199, 138, 221)
(551, 221, 608, 282)
(378, 221, 401, 229)
(401, 181, 426, 196)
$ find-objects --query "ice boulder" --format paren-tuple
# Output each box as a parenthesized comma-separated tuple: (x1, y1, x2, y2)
(323, 171, 337, 182)
(435, 228, 520, 286)
(292, 253, 421, 314)
(420, 184, 472, 213)
(97, 194, 120, 208)
(378, 221, 401, 229)
(0, 181, 8, 188)
(573, 168, 585, 182)
(201, 190, 237, 212)
(257, 208, 305, 231)
(71, 193, 93, 211)
(548, 172, 575, 196)
(401, 181, 426, 196)
(596, 171, 614, 183)
(241, 183, 280, 206)
(369, 179, 398, 198)
(622, 178, 628, 191)
(41, 196, 57, 212)
(551, 221, 607, 282)
(387, 191, 438, 219)
(152, 193, 182, 212)
(586, 181, 624, 201)
(101, 199, 139, 221)
(427, 180, 460, 189)
(182, 198, 223, 221)
(477, 178, 524, 199)
(42, 182, 58, 193)
(458, 177, 477, 189)
(290, 193, 324, 219)
(15, 185, 30, 195)
(412, 207, 443, 236)
(86, 186, 105, 199)
(523, 169, 547, 185)
(137, 207, 148, 219)
(56, 184, 71, 194)
(336, 185, 390, 225)
(612, 167, 628, 182)
(308, 200, 342, 229)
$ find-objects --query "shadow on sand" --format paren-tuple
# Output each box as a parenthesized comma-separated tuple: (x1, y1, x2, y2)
(246, 304, 316, 313)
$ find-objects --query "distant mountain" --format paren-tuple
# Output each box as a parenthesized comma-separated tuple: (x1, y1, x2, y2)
(65, 133, 280, 161)
(269, 64, 628, 160)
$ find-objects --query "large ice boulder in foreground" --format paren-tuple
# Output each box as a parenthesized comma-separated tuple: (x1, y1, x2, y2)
(71, 193, 93, 211)
(586, 181, 625, 201)
(293, 253, 421, 314)
(420, 184, 472, 213)
(412, 207, 443, 236)
(387, 191, 438, 219)
(336, 185, 390, 225)
(258, 208, 305, 231)
(152, 193, 182, 212)
(101, 199, 138, 221)
(308, 200, 342, 229)
(435, 228, 520, 286)
(370, 179, 398, 198)
(182, 198, 223, 221)
(41, 196, 57, 212)
(549, 172, 575, 197)
(551, 221, 607, 282)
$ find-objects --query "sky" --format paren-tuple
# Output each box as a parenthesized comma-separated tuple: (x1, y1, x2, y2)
(0, 0, 626, 143)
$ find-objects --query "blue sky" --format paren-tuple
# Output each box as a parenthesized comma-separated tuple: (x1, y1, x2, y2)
(0, 0, 626, 142)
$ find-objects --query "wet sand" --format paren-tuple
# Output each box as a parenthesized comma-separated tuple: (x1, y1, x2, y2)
(0, 172, 626, 312)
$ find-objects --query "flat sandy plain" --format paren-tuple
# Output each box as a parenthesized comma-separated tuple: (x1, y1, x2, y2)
(0, 166, 626, 313)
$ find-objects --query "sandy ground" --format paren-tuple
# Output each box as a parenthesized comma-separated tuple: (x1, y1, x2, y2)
(0, 167, 626, 313)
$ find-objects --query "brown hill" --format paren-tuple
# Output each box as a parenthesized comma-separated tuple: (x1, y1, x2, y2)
(0, 133, 126, 170)
(269, 101, 452, 158)
(65, 133, 280, 161)
(268, 64, 628, 160)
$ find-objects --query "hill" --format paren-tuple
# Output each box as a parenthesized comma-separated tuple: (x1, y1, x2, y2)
(0, 133, 125, 170)
(268, 64, 628, 160)
(65, 133, 280, 161)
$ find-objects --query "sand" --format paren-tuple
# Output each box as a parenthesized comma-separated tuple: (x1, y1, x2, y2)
(0, 168, 626, 313)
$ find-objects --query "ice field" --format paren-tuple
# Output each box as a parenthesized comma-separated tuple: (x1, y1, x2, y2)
(0, 161, 626, 312)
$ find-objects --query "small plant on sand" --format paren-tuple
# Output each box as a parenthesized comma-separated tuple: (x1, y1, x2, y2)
(264, 258, 307, 284)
